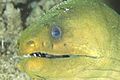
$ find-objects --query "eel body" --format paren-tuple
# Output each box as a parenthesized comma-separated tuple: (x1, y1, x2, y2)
(18, 0, 120, 80)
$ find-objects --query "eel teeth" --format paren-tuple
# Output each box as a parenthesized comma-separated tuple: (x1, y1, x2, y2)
(30, 52, 47, 57)
(29, 52, 70, 58)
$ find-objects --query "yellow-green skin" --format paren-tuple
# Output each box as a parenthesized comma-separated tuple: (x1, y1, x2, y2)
(18, 0, 120, 80)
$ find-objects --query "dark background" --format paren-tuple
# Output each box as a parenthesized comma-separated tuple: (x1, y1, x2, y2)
(106, 0, 120, 14)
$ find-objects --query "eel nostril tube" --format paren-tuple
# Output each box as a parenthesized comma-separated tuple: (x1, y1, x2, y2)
(27, 41, 35, 47)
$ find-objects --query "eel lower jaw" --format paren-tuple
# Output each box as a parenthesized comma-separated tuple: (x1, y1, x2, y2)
(23, 52, 99, 59)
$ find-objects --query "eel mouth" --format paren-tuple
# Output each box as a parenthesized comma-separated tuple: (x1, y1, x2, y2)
(23, 52, 98, 59)
(30, 52, 70, 58)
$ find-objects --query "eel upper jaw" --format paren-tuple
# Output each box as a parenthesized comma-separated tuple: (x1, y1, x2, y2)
(23, 52, 98, 59)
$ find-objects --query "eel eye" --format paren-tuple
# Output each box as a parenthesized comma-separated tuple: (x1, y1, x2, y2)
(51, 26, 61, 39)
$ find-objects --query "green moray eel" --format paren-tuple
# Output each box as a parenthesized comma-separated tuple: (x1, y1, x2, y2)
(17, 0, 120, 80)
